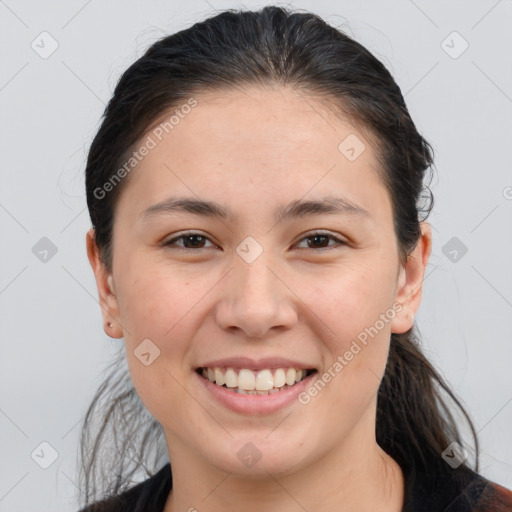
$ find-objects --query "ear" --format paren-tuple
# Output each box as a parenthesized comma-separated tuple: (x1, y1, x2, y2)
(390, 222, 432, 334)
(86, 228, 123, 338)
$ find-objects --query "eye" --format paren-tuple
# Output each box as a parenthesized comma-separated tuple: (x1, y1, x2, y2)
(295, 231, 347, 250)
(163, 231, 347, 251)
(164, 232, 216, 250)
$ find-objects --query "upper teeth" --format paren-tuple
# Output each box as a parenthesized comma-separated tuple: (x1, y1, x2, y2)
(201, 367, 309, 391)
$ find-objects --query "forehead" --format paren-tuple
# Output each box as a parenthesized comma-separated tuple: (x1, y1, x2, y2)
(115, 85, 390, 223)
(147, 85, 374, 162)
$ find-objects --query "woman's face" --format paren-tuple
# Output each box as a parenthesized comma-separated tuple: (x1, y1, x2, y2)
(88, 85, 430, 477)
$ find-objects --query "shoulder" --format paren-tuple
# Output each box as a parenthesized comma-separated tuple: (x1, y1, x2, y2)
(77, 463, 172, 512)
(474, 480, 512, 512)
(404, 464, 512, 512)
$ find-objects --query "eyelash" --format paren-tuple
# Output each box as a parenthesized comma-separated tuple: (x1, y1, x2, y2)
(163, 231, 347, 251)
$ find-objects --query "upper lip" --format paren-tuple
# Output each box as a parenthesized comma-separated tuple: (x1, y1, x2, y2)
(196, 357, 316, 371)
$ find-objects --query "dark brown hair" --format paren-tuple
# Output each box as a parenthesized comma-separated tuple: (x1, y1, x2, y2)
(80, 5, 480, 509)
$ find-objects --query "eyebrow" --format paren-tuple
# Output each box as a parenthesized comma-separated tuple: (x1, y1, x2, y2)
(139, 195, 370, 223)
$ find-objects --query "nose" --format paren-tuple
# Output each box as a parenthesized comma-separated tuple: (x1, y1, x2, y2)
(215, 253, 298, 339)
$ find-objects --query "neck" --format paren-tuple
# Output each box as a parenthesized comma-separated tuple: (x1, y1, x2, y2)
(163, 422, 404, 512)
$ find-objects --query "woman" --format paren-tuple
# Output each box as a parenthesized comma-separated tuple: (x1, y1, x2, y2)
(78, 6, 512, 512)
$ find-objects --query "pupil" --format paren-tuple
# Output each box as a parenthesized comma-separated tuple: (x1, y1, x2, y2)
(310, 235, 327, 248)
(186, 235, 204, 248)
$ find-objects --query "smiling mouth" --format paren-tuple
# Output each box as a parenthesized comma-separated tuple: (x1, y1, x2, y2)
(195, 366, 317, 395)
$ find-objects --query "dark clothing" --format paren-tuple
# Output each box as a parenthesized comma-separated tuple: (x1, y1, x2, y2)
(79, 462, 512, 511)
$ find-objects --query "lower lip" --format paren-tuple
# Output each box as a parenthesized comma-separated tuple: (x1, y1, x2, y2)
(195, 370, 317, 415)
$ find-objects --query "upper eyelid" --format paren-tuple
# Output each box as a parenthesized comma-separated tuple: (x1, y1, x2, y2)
(164, 232, 218, 247)
(295, 232, 346, 246)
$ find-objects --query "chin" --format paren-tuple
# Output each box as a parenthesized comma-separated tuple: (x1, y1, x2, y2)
(201, 434, 316, 478)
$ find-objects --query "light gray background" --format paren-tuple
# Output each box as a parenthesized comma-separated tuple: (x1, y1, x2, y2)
(1, 1, 511, 510)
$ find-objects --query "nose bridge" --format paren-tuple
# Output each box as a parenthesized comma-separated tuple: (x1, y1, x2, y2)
(234, 244, 281, 309)
(215, 241, 297, 337)
(233, 234, 278, 295)
(236, 249, 276, 298)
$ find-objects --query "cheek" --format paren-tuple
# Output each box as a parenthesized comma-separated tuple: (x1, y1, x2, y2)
(126, 359, 199, 436)
(119, 269, 199, 425)
(300, 260, 397, 345)
(298, 274, 394, 438)
(116, 259, 200, 343)
(299, 261, 396, 407)
(117, 262, 219, 412)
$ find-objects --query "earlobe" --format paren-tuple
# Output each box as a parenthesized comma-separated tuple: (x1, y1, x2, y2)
(86, 228, 123, 338)
(390, 222, 432, 334)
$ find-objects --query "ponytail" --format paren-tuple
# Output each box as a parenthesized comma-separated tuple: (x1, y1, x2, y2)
(377, 329, 478, 476)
